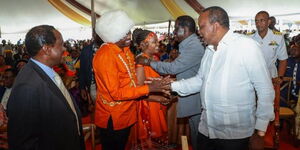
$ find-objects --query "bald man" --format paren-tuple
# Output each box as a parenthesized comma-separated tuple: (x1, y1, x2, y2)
(252, 11, 288, 85)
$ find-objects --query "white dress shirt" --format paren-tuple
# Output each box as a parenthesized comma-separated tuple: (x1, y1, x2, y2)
(252, 29, 288, 78)
(172, 31, 275, 139)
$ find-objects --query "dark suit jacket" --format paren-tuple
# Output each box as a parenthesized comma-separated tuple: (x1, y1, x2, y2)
(7, 60, 85, 150)
(79, 44, 94, 90)
(0, 86, 6, 102)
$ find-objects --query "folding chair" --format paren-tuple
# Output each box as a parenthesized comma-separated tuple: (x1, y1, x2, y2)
(83, 123, 96, 150)
(280, 77, 296, 145)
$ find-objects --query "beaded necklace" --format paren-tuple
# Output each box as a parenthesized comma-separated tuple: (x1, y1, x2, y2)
(118, 50, 137, 87)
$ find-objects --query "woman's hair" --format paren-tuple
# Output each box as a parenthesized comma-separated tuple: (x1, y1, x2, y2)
(132, 28, 152, 46)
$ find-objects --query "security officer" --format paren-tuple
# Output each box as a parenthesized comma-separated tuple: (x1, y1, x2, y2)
(252, 11, 288, 85)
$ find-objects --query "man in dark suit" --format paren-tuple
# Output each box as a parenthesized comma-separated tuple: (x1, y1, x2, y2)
(7, 25, 85, 150)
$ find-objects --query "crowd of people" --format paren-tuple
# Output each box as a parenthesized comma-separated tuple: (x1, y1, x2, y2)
(0, 5, 299, 150)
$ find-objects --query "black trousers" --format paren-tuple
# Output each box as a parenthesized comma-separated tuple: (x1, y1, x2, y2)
(198, 133, 250, 150)
(98, 117, 132, 150)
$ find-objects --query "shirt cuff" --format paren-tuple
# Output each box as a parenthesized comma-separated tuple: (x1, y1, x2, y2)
(171, 79, 192, 96)
(171, 80, 182, 93)
(255, 118, 270, 132)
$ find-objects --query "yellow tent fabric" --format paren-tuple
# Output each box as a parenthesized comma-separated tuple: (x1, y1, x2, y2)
(160, 0, 186, 19)
(48, 0, 91, 26)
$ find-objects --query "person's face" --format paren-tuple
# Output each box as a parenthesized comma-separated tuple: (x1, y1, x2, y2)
(198, 12, 216, 45)
(173, 21, 187, 42)
(49, 30, 66, 66)
(70, 50, 79, 59)
(0, 56, 5, 65)
(3, 71, 15, 88)
(290, 44, 300, 58)
(116, 32, 132, 48)
(169, 49, 179, 60)
(255, 13, 270, 33)
(159, 44, 167, 53)
(270, 17, 276, 27)
(144, 35, 159, 54)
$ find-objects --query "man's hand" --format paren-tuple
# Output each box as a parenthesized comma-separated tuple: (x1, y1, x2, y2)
(147, 76, 172, 93)
(272, 77, 283, 86)
(249, 130, 265, 150)
(136, 55, 151, 66)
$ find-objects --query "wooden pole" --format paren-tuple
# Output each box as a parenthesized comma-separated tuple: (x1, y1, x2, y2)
(91, 0, 96, 36)
(168, 20, 171, 38)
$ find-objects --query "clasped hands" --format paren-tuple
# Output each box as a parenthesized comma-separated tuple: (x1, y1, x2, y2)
(146, 76, 173, 94)
(136, 55, 175, 104)
(146, 76, 174, 104)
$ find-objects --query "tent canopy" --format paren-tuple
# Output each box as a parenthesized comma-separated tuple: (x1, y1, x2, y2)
(1, 0, 300, 42)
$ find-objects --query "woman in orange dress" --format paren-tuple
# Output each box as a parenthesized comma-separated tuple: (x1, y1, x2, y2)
(133, 29, 169, 149)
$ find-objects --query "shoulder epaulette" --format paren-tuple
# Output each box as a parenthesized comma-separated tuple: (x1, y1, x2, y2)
(246, 32, 255, 35)
(272, 30, 282, 35)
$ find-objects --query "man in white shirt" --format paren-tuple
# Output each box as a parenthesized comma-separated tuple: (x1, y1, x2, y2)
(252, 11, 288, 85)
(170, 6, 275, 150)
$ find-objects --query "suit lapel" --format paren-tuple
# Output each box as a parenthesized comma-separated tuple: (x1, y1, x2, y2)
(28, 61, 76, 115)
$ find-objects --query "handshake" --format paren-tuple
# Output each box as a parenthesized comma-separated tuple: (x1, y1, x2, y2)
(135, 55, 173, 94)
(146, 76, 173, 94)
(136, 55, 176, 104)
(145, 76, 175, 105)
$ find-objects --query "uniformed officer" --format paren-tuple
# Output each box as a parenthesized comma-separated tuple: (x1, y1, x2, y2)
(251, 11, 288, 85)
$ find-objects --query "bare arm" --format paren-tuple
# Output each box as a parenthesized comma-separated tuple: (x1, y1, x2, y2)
(278, 59, 287, 77)
(136, 66, 146, 86)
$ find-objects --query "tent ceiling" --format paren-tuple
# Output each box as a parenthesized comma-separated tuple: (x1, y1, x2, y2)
(197, 0, 300, 20)
(1, 0, 84, 34)
(1, 0, 300, 35)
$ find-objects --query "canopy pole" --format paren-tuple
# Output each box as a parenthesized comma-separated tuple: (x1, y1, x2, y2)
(167, 20, 171, 38)
(91, 0, 96, 37)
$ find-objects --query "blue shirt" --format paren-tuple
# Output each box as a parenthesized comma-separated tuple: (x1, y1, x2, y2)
(30, 58, 56, 82)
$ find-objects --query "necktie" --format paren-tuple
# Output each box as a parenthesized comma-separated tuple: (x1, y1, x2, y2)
(53, 71, 80, 135)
